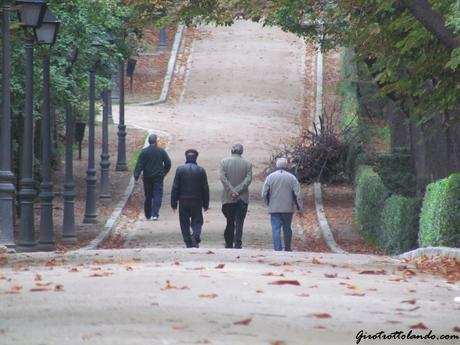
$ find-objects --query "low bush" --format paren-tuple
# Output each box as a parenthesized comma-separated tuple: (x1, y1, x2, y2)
(419, 173, 460, 247)
(381, 195, 421, 254)
(374, 148, 417, 197)
(354, 165, 390, 243)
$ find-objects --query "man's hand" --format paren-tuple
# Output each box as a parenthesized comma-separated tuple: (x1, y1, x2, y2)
(172, 208, 177, 214)
(231, 191, 239, 200)
(204, 208, 209, 213)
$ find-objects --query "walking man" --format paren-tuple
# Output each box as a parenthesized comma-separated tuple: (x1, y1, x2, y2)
(219, 144, 252, 249)
(171, 149, 210, 248)
(262, 158, 303, 251)
(133, 134, 171, 220)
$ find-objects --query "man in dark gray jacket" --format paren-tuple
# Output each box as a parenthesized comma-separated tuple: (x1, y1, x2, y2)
(262, 158, 303, 251)
(219, 144, 253, 249)
(134, 134, 171, 220)
(171, 149, 210, 248)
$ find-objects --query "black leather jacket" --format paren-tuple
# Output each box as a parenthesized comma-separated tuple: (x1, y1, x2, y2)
(171, 161, 210, 209)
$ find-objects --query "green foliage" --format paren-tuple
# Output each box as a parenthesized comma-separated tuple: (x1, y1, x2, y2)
(354, 165, 390, 244)
(419, 173, 460, 247)
(381, 195, 420, 254)
(373, 149, 417, 197)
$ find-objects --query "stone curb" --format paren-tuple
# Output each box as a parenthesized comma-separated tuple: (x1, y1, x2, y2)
(399, 247, 460, 260)
(137, 25, 185, 106)
(313, 183, 347, 254)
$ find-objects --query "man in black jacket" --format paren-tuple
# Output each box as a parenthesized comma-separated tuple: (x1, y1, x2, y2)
(134, 134, 171, 220)
(171, 149, 210, 248)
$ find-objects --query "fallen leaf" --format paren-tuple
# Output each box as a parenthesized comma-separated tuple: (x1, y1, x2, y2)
(359, 269, 386, 275)
(206, 251, 215, 255)
(409, 322, 428, 330)
(34, 274, 42, 281)
(312, 258, 322, 264)
(256, 290, 264, 293)
(30, 287, 51, 292)
(173, 261, 181, 266)
(199, 293, 218, 299)
(233, 318, 252, 326)
(35, 282, 53, 287)
(271, 341, 286, 345)
(386, 320, 402, 324)
(69, 268, 79, 272)
(395, 306, 420, 312)
(262, 272, 284, 277)
(214, 264, 225, 269)
(308, 313, 332, 319)
(89, 272, 113, 278)
(340, 282, 358, 290)
(453, 327, 460, 333)
(161, 280, 189, 290)
(401, 299, 417, 305)
(54, 284, 64, 292)
(324, 273, 338, 278)
(269, 280, 301, 286)
(191, 266, 206, 271)
(308, 285, 318, 288)
(346, 292, 366, 296)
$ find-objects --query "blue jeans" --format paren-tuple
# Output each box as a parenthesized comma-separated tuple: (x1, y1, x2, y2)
(143, 178, 163, 219)
(270, 213, 293, 251)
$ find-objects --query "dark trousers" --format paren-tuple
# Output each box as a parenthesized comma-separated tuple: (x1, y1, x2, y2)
(179, 200, 203, 247)
(222, 200, 248, 248)
(143, 177, 163, 219)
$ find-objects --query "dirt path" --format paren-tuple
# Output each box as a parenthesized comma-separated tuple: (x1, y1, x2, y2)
(115, 21, 306, 250)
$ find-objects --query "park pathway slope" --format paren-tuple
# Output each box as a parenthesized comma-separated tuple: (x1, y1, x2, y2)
(120, 21, 305, 249)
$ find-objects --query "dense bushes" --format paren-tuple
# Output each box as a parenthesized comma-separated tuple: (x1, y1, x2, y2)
(373, 148, 417, 197)
(381, 196, 420, 254)
(419, 173, 460, 247)
(354, 166, 390, 244)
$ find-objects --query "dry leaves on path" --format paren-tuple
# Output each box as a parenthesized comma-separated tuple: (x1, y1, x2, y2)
(409, 256, 460, 282)
(262, 272, 284, 277)
(409, 322, 428, 330)
(198, 293, 218, 299)
(308, 313, 332, 319)
(161, 280, 190, 291)
(324, 273, 338, 278)
(89, 272, 113, 278)
(359, 269, 387, 275)
(214, 264, 225, 269)
(401, 299, 417, 305)
(269, 280, 301, 286)
(233, 318, 252, 326)
(30, 287, 52, 292)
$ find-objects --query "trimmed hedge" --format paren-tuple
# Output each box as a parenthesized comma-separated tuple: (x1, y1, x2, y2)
(419, 173, 460, 247)
(374, 149, 417, 197)
(381, 195, 420, 254)
(355, 166, 390, 243)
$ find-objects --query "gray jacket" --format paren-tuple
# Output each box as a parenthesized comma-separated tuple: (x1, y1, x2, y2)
(261, 169, 303, 213)
(219, 154, 253, 204)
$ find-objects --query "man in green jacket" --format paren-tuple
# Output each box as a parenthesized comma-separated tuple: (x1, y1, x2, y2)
(219, 144, 253, 248)
(134, 134, 171, 220)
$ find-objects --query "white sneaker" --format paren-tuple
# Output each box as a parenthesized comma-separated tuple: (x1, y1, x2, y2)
(152, 217, 158, 221)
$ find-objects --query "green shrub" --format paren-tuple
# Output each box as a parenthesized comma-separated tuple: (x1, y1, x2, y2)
(355, 166, 390, 243)
(345, 143, 363, 181)
(419, 173, 460, 247)
(374, 148, 417, 197)
(381, 196, 421, 254)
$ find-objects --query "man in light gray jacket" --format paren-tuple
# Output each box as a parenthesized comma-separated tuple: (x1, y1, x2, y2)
(262, 158, 303, 251)
(219, 144, 253, 248)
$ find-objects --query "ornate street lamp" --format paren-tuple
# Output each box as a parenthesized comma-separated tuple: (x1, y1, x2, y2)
(0, 0, 16, 248)
(62, 48, 79, 243)
(115, 60, 128, 171)
(99, 89, 111, 199)
(34, 7, 60, 250)
(16, 0, 47, 248)
(83, 33, 113, 223)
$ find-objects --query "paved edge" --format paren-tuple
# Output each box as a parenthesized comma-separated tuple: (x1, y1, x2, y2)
(137, 25, 185, 106)
(313, 182, 347, 254)
(399, 247, 460, 260)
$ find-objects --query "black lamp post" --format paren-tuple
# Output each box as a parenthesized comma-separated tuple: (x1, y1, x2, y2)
(17, 0, 47, 248)
(115, 60, 127, 171)
(34, 7, 60, 249)
(62, 48, 78, 243)
(99, 89, 111, 199)
(0, 0, 16, 248)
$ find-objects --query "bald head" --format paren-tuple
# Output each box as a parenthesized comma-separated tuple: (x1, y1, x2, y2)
(276, 158, 288, 169)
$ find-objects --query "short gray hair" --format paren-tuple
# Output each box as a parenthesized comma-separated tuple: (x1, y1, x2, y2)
(231, 143, 244, 155)
(276, 158, 288, 169)
(148, 134, 157, 145)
